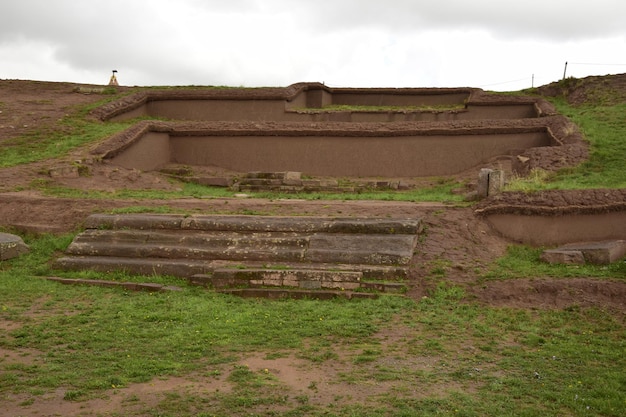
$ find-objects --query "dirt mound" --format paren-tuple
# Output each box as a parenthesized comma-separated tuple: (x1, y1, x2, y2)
(537, 72, 626, 106)
(474, 278, 626, 313)
(476, 188, 626, 216)
(0, 80, 125, 144)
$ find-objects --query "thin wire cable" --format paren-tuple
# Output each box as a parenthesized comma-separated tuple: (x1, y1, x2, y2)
(568, 62, 626, 66)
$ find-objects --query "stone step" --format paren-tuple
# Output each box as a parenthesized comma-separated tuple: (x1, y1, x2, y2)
(47, 277, 182, 292)
(360, 281, 408, 294)
(237, 185, 357, 193)
(244, 171, 302, 180)
(54, 256, 409, 280)
(238, 178, 285, 186)
(217, 288, 379, 300)
(184, 176, 233, 187)
(67, 229, 309, 262)
(54, 256, 217, 277)
(84, 214, 423, 235)
(66, 230, 416, 265)
(190, 269, 407, 293)
(57, 214, 421, 294)
(66, 242, 308, 262)
(306, 234, 416, 265)
(190, 268, 363, 290)
(70, 229, 307, 246)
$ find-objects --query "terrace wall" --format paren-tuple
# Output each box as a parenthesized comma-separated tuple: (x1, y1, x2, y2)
(110, 130, 551, 176)
(106, 84, 538, 123)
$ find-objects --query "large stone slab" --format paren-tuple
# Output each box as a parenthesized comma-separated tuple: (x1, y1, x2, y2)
(84, 214, 422, 235)
(56, 214, 422, 295)
(541, 240, 626, 265)
(307, 234, 417, 265)
(54, 256, 216, 277)
(218, 288, 378, 300)
(540, 249, 585, 265)
(207, 268, 363, 290)
(0, 233, 29, 261)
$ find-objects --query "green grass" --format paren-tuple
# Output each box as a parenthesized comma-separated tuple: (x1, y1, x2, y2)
(25, 174, 467, 204)
(0, 95, 133, 168)
(549, 100, 626, 188)
(297, 103, 466, 112)
(507, 99, 626, 190)
(1, 235, 625, 416)
(251, 180, 466, 203)
(484, 245, 626, 281)
(26, 180, 237, 200)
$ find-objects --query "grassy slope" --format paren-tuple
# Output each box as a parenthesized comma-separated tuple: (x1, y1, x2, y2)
(1, 237, 624, 416)
(549, 99, 626, 189)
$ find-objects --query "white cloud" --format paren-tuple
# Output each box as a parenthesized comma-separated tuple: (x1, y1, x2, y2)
(1, 0, 625, 89)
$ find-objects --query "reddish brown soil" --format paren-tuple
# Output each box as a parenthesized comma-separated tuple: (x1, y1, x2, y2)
(1, 76, 625, 416)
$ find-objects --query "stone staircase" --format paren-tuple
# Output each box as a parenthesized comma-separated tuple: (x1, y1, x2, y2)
(55, 214, 422, 298)
(160, 167, 409, 193)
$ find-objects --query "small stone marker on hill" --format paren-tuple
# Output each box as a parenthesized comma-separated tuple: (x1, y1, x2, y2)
(477, 168, 505, 199)
(0, 233, 30, 261)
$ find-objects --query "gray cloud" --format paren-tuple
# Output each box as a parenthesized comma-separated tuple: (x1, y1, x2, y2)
(1, 0, 624, 88)
(286, 0, 626, 40)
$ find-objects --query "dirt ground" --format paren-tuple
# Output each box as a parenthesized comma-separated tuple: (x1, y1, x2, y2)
(1, 76, 625, 416)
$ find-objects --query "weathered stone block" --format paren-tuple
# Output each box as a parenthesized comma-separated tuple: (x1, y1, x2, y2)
(299, 280, 322, 289)
(58, 214, 422, 294)
(320, 281, 360, 290)
(477, 168, 491, 198)
(540, 249, 585, 265)
(0, 233, 30, 261)
(307, 234, 417, 265)
(319, 179, 339, 187)
(488, 170, 505, 196)
(282, 179, 303, 186)
(580, 240, 626, 264)
(541, 240, 626, 265)
(283, 171, 302, 181)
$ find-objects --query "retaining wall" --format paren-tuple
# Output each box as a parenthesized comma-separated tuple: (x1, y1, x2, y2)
(110, 100, 537, 123)
(106, 84, 539, 123)
(94, 82, 568, 179)
(484, 212, 626, 246)
(110, 129, 551, 176)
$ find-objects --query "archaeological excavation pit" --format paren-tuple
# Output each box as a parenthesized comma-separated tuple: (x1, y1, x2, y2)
(92, 82, 568, 179)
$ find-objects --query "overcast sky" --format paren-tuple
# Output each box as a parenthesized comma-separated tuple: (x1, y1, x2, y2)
(2, 0, 625, 91)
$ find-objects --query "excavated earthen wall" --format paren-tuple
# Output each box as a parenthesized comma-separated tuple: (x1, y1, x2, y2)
(485, 212, 626, 246)
(111, 131, 551, 176)
(98, 83, 563, 179)
(109, 132, 170, 172)
(110, 99, 537, 123)
(329, 92, 469, 107)
(105, 85, 538, 123)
